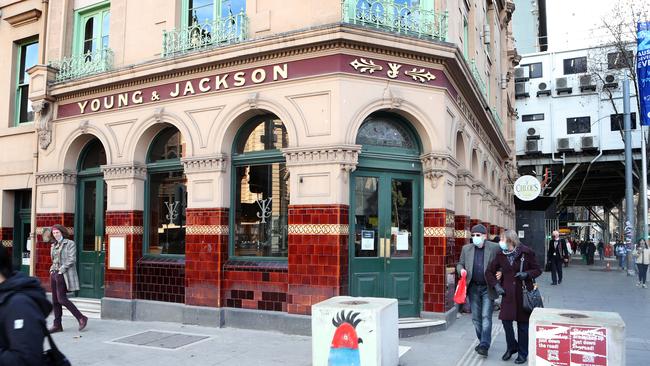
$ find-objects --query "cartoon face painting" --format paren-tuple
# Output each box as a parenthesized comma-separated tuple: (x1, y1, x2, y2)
(328, 310, 363, 366)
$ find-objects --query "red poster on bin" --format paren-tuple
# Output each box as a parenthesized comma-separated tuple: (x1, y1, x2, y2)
(535, 324, 571, 366)
(570, 326, 607, 366)
(535, 324, 607, 366)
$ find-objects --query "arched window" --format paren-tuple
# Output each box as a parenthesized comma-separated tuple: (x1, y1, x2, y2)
(356, 113, 418, 152)
(145, 127, 187, 256)
(78, 138, 107, 173)
(231, 114, 289, 258)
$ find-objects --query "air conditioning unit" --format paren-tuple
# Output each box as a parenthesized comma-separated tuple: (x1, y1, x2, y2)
(526, 127, 541, 140)
(604, 74, 619, 89)
(557, 137, 575, 152)
(483, 24, 491, 45)
(581, 136, 599, 150)
(525, 140, 540, 154)
(579, 74, 596, 92)
(514, 67, 530, 81)
(555, 77, 572, 95)
(515, 82, 530, 99)
(536, 81, 552, 96)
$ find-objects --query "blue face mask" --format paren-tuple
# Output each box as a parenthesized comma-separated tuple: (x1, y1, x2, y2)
(499, 241, 508, 251)
(472, 236, 484, 247)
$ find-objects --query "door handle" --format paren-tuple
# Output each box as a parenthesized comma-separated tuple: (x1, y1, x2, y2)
(379, 237, 385, 258)
(95, 236, 103, 252)
(379, 238, 391, 258)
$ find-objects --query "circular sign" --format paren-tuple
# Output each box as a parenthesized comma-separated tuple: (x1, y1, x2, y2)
(513, 175, 541, 201)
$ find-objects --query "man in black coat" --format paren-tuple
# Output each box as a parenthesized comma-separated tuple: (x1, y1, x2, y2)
(547, 230, 569, 285)
(0, 245, 52, 365)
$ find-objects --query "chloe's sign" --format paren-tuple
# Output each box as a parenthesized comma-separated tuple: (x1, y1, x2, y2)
(513, 175, 541, 201)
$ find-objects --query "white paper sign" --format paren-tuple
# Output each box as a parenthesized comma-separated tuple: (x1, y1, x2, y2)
(391, 227, 399, 236)
(108, 236, 126, 270)
(21, 257, 30, 266)
(396, 231, 409, 251)
(518, 230, 525, 238)
(25, 239, 32, 251)
(361, 230, 375, 250)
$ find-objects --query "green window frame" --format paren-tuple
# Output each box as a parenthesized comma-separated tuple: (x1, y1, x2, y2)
(182, 0, 246, 27)
(14, 39, 38, 126)
(143, 127, 187, 258)
(73, 1, 110, 56)
(462, 15, 469, 59)
(229, 115, 289, 261)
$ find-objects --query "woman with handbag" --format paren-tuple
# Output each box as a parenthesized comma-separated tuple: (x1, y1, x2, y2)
(486, 230, 542, 364)
(635, 239, 650, 288)
(0, 243, 53, 365)
(48, 224, 88, 333)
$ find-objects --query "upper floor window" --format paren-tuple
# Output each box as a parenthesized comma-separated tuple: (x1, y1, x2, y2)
(567, 116, 591, 134)
(74, 2, 110, 57)
(521, 113, 544, 122)
(15, 40, 38, 125)
(610, 112, 637, 131)
(185, 0, 246, 25)
(521, 62, 543, 79)
(563, 57, 587, 75)
(607, 51, 633, 70)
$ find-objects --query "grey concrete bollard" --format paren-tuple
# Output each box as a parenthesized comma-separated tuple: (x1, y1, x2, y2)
(312, 296, 399, 366)
(529, 307, 625, 366)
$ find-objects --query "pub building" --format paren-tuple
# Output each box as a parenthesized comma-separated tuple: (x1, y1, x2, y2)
(0, 0, 517, 330)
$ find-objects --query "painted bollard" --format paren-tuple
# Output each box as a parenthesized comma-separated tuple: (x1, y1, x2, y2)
(312, 296, 399, 366)
(529, 307, 625, 366)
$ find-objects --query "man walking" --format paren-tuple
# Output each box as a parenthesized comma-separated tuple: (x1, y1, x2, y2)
(457, 224, 500, 357)
(547, 231, 568, 285)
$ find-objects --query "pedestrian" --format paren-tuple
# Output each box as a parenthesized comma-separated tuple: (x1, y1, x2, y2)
(48, 224, 88, 333)
(586, 241, 596, 265)
(547, 230, 568, 285)
(615, 241, 626, 270)
(0, 244, 53, 365)
(486, 230, 542, 365)
(597, 240, 604, 262)
(634, 239, 650, 288)
(456, 224, 500, 357)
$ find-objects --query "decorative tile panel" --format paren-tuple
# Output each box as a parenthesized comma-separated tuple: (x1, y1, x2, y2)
(454, 230, 469, 239)
(288, 224, 349, 235)
(105, 226, 144, 235)
(1, 240, 12, 248)
(185, 225, 228, 235)
(423, 227, 454, 238)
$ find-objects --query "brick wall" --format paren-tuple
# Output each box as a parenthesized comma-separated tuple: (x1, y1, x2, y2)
(35, 213, 74, 290)
(222, 261, 288, 311)
(287, 205, 349, 315)
(1, 227, 13, 259)
(135, 257, 185, 303)
(185, 208, 228, 307)
(454, 215, 470, 262)
(104, 211, 143, 299)
(423, 209, 456, 313)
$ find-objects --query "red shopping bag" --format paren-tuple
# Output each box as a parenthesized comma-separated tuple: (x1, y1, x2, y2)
(454, 272, 467, 304)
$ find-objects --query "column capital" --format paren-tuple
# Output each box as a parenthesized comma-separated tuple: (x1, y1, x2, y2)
(421, 152, 459, 188)
(282, 144, 360, 167)
(35, 170, 76, 186)
(181, 154, 227, 173)
(101, 163, 147, 180)
(455, 169, 474, 187)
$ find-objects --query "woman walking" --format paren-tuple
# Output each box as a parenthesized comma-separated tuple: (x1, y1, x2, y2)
(635, 239, 650, 288)
(48, 224, 88, 333)
(486, 230, 542, 364)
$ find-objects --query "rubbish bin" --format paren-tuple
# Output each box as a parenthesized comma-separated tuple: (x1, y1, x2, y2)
(529, 307, 625, 365)
(312, 296, 398, 366)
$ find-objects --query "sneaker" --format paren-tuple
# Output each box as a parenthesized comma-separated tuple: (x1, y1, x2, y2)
(636, 282, 642, 287)
(643, 284, 648, 289)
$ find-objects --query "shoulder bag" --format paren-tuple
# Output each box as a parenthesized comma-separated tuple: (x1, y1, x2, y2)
(41, 322, 71, 366)
(520, 254, 544, 313)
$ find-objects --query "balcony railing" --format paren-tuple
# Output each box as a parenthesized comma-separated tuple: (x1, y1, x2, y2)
(162, 12, 248, 57)
(50, 48, 114, 83)
(342, 0, 448, 42)
(469, 59, 487, 99)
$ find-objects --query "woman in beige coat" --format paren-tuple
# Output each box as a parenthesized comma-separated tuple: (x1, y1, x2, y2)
(48, 224, 88, 333)
(635, 239, 650, 288)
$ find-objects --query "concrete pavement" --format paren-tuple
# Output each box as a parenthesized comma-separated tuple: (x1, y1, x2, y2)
(49, 258, 650, 365)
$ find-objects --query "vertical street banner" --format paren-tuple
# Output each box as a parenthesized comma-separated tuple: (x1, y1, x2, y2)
(639, 21, 650, 126)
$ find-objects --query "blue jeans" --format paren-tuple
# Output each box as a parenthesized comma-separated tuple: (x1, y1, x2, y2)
(468, 284, 493, 349)
(618, 255, 626, 269)
(503, 320, 529, 358)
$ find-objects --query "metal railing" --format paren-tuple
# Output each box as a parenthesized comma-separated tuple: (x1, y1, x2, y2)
(469, 59, 487, 99)
(50, 48, 114, 83)
(162, 11, 248, 57)
(341, 0, 448, 41)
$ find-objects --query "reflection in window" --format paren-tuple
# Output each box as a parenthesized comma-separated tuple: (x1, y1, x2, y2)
(354, 177, 379, 258)
(146, 127, 187, 256)
(232, 115, 288, 258)
(16, 41, 38, 124)
(80, 139, 107, 170)
(356, 115, 416, 149)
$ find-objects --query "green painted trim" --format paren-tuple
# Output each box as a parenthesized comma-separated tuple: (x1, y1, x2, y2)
(14, 38, 38, 127)
(73, 0, 110, 56)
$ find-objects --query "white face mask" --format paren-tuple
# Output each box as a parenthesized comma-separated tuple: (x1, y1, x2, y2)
(499, 241, 508, 251)
(472, 235, 484, 247)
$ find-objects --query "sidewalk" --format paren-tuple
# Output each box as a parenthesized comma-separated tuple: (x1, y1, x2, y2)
(50, 260, 650, 365)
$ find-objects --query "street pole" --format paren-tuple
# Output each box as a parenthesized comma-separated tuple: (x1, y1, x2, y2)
(642, 124, 649, 242)
(623, 75, 635, 275)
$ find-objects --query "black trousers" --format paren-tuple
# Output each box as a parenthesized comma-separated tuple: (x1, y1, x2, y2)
(503, 320, 529, 358)
(550, 256, 563, 284)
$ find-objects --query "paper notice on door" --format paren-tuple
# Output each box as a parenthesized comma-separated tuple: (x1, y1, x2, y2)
(396, 231, 409, 251)
(361, 230, 375, 250)
(391, 227, 399, 236)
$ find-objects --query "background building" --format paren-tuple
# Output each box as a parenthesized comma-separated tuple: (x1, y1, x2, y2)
(1, 0, 517, 331)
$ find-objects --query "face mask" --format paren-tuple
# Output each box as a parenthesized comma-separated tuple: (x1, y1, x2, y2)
(472, 236, 484, 247)
(499, 241, 508, 250)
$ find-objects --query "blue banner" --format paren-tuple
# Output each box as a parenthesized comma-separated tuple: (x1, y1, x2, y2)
(639, 21, 650, 126)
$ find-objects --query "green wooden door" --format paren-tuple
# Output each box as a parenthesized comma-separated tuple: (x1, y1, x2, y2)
(350, 170, 421, 317)
(13, 190, 32, 274)
(76, 177, 106, 298)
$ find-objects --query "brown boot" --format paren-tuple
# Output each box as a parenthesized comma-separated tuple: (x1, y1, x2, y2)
(78, 316, 88, 331)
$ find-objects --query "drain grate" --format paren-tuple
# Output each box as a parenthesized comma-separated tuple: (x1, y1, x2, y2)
(110, 331, 209, 350)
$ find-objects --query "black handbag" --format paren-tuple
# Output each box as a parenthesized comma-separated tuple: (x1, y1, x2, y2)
(41, 323, 71, 366)
(520, 255, 544, 313)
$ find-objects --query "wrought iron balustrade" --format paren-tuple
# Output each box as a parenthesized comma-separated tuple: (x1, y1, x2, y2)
(162, 11, 248, 57)
(50, 48, 114, 83)
(469, 59, 488, 99)
(342, 0, 448, 41)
